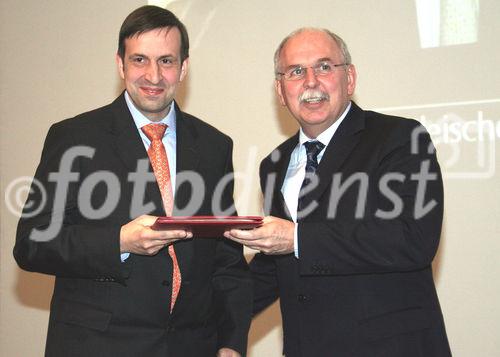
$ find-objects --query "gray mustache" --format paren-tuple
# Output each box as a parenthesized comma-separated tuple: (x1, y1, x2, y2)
(299, 90, 329, 103)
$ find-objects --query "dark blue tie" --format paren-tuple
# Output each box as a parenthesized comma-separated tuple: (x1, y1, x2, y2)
(297, 140, 325, 218)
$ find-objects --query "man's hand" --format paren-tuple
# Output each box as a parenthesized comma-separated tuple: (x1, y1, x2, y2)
(216, 347, 241, 357)
(120, 215, 192, 255)
(224, 216, 295, 255)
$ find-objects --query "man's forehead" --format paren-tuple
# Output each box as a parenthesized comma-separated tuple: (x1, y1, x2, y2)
(280, 31, 340, 64)
(124, 27, 181, 56)
(126, 27, 179, 44)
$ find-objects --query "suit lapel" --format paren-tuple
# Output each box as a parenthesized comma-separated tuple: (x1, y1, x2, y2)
(171, 106, 199, 283)
(300, 102, 366, 209)
(174, 108, 200, 208)
(108, 93, 164, 216)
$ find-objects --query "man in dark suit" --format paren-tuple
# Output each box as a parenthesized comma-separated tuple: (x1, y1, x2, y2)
(14, 6, 251, 357)
(225, 28, 451, 356)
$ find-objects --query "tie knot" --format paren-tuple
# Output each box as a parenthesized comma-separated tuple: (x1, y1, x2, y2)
(303, 140, 325, 160)
(142, 123, 167, 141)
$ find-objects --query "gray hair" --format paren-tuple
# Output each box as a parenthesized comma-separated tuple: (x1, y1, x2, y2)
(274, 27, 352, 78)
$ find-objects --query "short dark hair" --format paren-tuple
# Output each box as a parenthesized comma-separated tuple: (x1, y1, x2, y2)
(118, 5, 189, 62)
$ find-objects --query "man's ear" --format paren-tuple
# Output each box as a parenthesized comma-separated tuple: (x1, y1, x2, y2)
(275, 79, 286, 106)
(346, 64, 357, 96)
(179, 58, 189, 82)
(116, 53, 125, 80)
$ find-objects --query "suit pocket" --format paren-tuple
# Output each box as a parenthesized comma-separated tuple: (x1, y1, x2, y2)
(53, 299, 112, 332)
(359, 306, 431, 342)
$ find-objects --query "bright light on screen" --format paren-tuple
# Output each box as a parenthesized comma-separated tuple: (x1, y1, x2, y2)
(416, 0, 479, 48)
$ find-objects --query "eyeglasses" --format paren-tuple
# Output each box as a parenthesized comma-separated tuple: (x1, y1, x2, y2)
(276, 61, 349, 81)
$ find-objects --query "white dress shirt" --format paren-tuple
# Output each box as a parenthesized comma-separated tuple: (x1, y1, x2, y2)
(281, 102, 352, 257)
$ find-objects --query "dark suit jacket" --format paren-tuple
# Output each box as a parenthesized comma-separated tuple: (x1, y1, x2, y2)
(251, 102, 451, 357)
(14, 94, 252, 357)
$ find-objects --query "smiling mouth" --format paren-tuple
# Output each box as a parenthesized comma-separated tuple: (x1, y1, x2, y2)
(140, 87, 164, 96)
(302, 97, 326, 104)
(299, 90, 329, 105)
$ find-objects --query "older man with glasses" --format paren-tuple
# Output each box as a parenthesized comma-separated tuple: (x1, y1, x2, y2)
(226, 28, 451, 357)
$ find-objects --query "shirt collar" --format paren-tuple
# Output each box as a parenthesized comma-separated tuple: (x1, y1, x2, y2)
(125, 91, 177, 133)
(299, 101, 352, 148)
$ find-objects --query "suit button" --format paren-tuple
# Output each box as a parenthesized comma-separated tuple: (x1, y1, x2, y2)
(162, 280, 170, 286)
(297, 294, 307, 303)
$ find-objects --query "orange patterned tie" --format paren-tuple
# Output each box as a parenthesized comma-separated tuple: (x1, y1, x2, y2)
(141, 123, 181, 312)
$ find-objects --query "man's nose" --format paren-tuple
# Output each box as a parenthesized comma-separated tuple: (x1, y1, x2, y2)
(303, 67, 319, 88)
(144, 62, 161, 84)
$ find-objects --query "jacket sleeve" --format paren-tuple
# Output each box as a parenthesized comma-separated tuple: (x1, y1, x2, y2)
(249, 252, 280, 315)
(211, 139, 253, 355)
(13, 122, 127, 283)
(245, 156, 282, 315)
